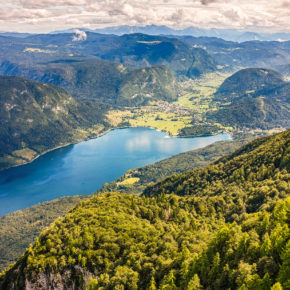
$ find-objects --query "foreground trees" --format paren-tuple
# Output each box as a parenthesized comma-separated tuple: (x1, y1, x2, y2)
(0, 130, 289, 289)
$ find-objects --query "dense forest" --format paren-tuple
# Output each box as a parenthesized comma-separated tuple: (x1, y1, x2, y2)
(0, 76, 109, 170)
(0, 60, 179, 106)
(0, 139, 245, 273)
(207, 68, 290, 130)
(0, 130, 289, 289)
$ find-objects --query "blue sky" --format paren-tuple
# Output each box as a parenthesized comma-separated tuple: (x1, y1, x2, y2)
(0, 0, 289, 33)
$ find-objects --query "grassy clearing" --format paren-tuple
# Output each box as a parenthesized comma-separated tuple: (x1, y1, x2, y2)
(106, 105, 192, 136)
(119, 177, 140, 185)
(106, 72, 233, 136)
(128, 112, 192, 136)
(176, 72, 231, 112)
(11, 148, 38, 161)
(106, 110, 133, 126)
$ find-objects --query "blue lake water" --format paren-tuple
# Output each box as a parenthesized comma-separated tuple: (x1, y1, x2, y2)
(0, 127, 231, 216)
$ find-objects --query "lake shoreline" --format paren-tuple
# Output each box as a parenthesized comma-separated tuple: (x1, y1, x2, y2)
(1, 125, 231, 173)
(0, 128, 232, 216)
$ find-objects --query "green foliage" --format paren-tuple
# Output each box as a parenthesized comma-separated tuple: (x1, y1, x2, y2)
(0, 130, 289, 289)
(179, 124, 223, 137)
(100, 139, 246, 194)
(0, 75, 109, 170)
(144, 130, 290, 221)
(208, 68, 290, 129)
(1, 60, 179, 106)
(0, 192, 224, 289)
(0, 195, 88, 273)
(215, 68, 285, 102)
(0, 139, 245, 273)
(118, 65, 179, 106)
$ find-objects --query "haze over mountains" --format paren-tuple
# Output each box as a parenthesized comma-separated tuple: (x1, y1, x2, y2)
(0, 3, 290, 288)
(50, 25, 290, 42)
(0, 29, 289, 171)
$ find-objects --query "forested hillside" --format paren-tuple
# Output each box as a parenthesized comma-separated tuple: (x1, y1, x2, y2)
(0, 60, 179, 106)
(207, 68, 290, 129)
(145, 130, 290, 218)
(0, 32, 217, 80)
(215, 68, 285, 101)
(0, 130, 289, 289)
(0, 76, 108, 170)
(0, 139, 245, 273)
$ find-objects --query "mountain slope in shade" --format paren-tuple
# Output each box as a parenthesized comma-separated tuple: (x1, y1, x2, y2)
(106, 34, 217, 78)
(0, 76, 108, 170)
(207, 68, 290, 129)
(215, 68, 285, 101)
(0, 130, 289, 289)
(0, 32, 217, 83)
(0, 59, 179, 106)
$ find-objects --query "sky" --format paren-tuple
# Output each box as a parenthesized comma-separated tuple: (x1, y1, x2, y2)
(0, 0, 289, 33)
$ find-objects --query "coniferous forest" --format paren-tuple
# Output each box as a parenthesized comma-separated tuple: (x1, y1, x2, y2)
(0, 3, 290, 289)
(0, 130, 289, 289)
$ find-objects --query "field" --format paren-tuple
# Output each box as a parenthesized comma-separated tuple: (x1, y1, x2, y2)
(119, 177, 140, 185)
(175, 72, 232, 113)
(11, 148, 38, 161)
(106, 72, 232, 136)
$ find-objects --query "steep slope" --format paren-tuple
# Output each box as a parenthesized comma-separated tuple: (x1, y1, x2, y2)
(0, 139, 245, 273)
(215, 68, 285, 101)
(0, 76, 108, 170)
(145, 130, 290, 217)
(0, 131, 289, 289)
(117, 65, 179, 105)
(0, 60, 179, 106)
(0, 196, 88, 273)
(207, 68, 290, 129)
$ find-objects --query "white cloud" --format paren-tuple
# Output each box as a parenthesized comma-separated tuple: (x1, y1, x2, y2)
(0, 0, 289, 33)
(72, 29, 87, 41)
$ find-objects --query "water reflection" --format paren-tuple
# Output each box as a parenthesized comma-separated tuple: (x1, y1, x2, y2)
(0, 127, 231, 216)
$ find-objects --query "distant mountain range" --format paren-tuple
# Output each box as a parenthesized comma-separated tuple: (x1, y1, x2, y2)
(0, 33, 217, 103)
(49, 25, 290, 42)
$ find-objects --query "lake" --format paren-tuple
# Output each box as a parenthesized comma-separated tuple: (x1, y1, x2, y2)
(0, 127, 231, 216)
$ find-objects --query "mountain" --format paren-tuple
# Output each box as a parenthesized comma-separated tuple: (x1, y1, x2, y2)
(1, 31, 290, 78)
(207, 68, 290, 129)
(0, 32, 217, 81)
(0, 130, 289, 289)
(215, 68, 285, 101)
(117, 65, 179, 105)
(100, 33, 217, 78)
(0, 139, 245, 273)
(0, 59, 179, 105)
(0, 76, 108, 170)
(84, 25, 290, 42)
(176, 36, 290, 73)
(145, 129, 289, 202)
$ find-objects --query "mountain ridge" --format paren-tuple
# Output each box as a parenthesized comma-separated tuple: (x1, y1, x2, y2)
(207, 68, 290, 130)
(0, 130, 289, 289)
(0, 75, 108, 170)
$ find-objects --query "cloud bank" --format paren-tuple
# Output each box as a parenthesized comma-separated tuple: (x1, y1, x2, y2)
(0, 0, 289, 33)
